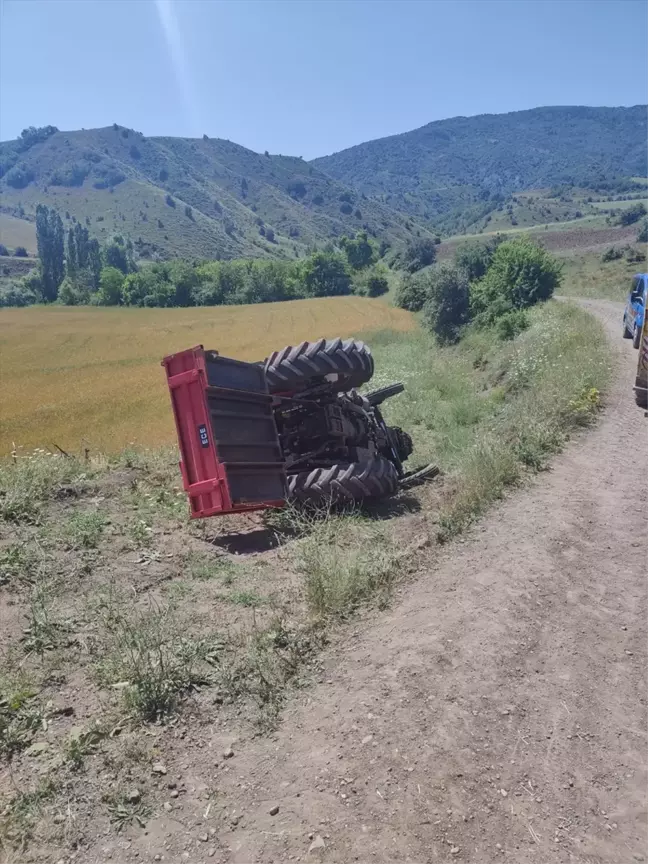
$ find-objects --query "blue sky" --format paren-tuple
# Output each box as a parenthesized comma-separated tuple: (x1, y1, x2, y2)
(1, 0, 646, 159)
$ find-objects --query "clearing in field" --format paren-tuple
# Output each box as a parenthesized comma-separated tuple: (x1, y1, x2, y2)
(0, 296, 415, 455)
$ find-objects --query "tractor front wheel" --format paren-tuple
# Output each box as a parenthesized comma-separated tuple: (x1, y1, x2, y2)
(287, 457, 398, 506)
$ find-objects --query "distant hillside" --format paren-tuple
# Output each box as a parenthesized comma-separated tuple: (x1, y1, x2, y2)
(0, 126, 428, 261)
(313, 106, 648, 233)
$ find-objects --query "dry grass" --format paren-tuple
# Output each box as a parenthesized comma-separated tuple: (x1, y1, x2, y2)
(0, 297, 414, 455)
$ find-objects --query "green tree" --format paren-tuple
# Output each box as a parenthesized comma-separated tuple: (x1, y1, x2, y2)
(454, 235, 504, 282)
(87, 238, 103, 290)
(168, 260, 198, 306)
(340, 231, 376, 271)
(394, 271, 431, 311)
(352, 264, 389, 297)
(36, 204, 65, 301)
(104, 235, 133, 274)
(402, 238, 437, 273)
(471, 238, 562, 324)
(422, 266, 471, 344)
(98, 267, 125, 305)
(66, 227, 78, 278)
(301, 252, 351, 297)
(616, 202, 646, 226)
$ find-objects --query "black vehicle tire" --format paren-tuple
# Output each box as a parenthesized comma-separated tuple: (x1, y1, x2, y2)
(633, 323, 642, 349)
(263, 338, 374, 393)
(287, 456, 398, 505)
(622, 316, 632, 338)
(388, 426, 413, 463)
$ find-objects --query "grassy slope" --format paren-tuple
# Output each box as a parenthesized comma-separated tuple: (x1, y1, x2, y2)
(0, 127, 430, 261)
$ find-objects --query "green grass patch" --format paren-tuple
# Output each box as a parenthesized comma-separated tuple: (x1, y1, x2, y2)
(557, 250, 641, 302)
(292, 512, 401, 620)
(371, 298, 611, 539)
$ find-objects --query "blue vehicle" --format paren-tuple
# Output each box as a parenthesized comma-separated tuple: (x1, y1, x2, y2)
(622, 273, 648, 349)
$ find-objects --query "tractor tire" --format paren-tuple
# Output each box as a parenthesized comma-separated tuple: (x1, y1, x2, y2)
(633, 323, 642, 349)
(388, 426, 413, 463)
(264, 338, 374, 393)
(287, 456, 398, 506)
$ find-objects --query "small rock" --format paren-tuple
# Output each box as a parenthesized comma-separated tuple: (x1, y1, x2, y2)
(208, 849, 216, 858)
(309, 834, 326, 852)
(223, 747, 235, 759)
(154, 856, 161, 862)
(152, 763, 167, 775)
(169, 790, 179, 799)
(127, 789, 141, 804)
(500, 789, 508, 797)
(199, 834, 208, 842)
(496, 844, 502, 850)
(231, 814, 243, 826)
(25, 741, 49, 757)
(361, 735, 373, 745)
(451, 848, 460, 855)
(269, 805, 280, 816)
(163, 802, 173, 812)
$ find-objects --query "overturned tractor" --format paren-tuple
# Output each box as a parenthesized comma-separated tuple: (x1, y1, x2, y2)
(162, 338, 435, 518)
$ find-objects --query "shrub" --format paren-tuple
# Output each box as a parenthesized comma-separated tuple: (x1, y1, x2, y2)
(495, 309, 529, 340)
(159, 168, 169, 182)
(49, 162, 90, 187)
(0, 243, 8, 256)
(13, 247, 28, 257)
(616, 202, 646, 226)
(265, 228, 275, 243)
(165, 194, 176, 208)
(637, 219, 648, 244)
(287, 181, 307, 199)
(339, 202, 353, 215)
(394, 270, 432, 311)
(353, 264, 389, 298)
(184, 205, 193, 220)
(422, 266, 471, 344)
(312, 194, 324, 206)
(624, 245, 645, 264)
(58, 276, 89, 305)
(471, 238, 562, 324)
(402, 237, 437, 273)
(601, 246, 622, 262)
(129, 144, 141, 160)
(5, 164, 34, 189)
(0, 281, 38, 308)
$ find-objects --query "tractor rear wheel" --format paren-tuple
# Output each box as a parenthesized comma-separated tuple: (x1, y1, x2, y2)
(264, 338, 374, 393)
(287, 456, 398, 506)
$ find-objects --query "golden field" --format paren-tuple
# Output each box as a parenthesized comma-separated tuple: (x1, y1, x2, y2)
(0, 297, 415, 455)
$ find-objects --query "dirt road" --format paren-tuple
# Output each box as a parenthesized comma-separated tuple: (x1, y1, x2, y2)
(201, 299, 645, 864)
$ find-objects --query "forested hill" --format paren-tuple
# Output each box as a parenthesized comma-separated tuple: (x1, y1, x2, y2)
(0, 125, 429, 261)
(313, 105, 648, 230)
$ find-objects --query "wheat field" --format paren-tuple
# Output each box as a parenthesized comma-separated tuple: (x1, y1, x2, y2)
(0, 297, 415, 455)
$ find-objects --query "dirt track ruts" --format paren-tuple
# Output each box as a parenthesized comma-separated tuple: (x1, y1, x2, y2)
(209, 299, 647, 864)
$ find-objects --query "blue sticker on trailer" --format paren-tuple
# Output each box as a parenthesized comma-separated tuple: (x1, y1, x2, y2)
(198, 424, 209, 448)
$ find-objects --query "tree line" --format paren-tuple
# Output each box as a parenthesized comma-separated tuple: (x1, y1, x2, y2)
(2, 206, 392, 308)
(396, 235, 563, 344)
